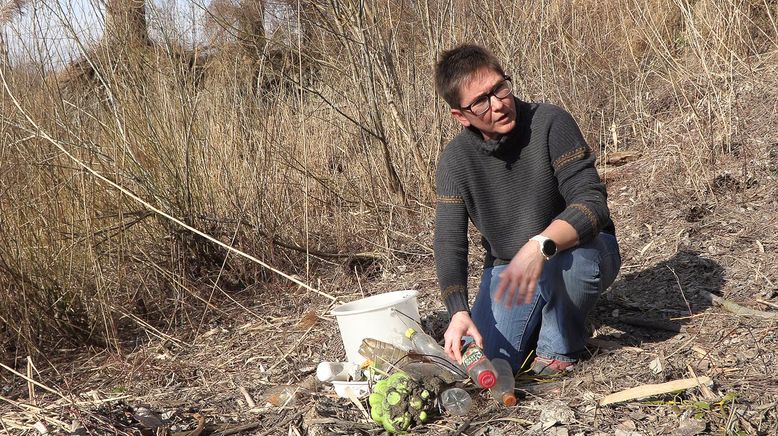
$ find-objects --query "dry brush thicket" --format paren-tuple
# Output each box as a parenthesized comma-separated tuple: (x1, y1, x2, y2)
(0, 0, 776, 357)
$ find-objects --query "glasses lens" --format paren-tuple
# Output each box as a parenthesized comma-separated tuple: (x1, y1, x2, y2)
(495, 81, 512, 98)
(470, 96, 490, 115)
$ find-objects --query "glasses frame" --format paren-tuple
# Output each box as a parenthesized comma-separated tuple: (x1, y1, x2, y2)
(459, 75, 513, 116)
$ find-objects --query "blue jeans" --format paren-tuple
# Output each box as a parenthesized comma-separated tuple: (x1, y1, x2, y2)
(471, 232, 621, 372)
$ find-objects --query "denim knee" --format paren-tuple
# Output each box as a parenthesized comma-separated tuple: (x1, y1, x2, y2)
(535, 232, 621, 360)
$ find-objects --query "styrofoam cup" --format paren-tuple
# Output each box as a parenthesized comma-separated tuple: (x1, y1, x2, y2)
(331, 290, 422, 364)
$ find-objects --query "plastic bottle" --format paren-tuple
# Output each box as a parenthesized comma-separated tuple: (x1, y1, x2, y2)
(461, 342, 497, 389)
(263, 385, 299, 407)
(490, 358, 517, 406)
(316, 361, 361, 382)
(358, 337, 409, 370)
(404, 328, 460, 371)
(439, 387, 472, 415)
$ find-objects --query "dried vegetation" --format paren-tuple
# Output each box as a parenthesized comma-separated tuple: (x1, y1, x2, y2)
(0, 0, 777, 434)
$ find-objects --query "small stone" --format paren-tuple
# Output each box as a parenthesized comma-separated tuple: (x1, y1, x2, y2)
(677, 417, 707, 435)
(617, 419, 636, 430)
(546, 428, 569, 436)
(649, 357, 663, 374)
(539, 400, 575, 426)
(487, 429, 506, 436)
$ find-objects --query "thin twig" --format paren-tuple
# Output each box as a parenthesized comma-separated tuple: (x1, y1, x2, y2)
(756, 299, 778, 310)
(0, 363, 71, 404)
(267, 325, 315, 372)
(667, 265, 693, 316)
(698, 289, 778, 320)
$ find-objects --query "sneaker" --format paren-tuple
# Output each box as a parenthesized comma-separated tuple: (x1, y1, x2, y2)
(531, 356, 575, 375)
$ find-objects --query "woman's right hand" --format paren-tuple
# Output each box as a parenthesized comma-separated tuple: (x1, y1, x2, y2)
(443, 311, 483, 363)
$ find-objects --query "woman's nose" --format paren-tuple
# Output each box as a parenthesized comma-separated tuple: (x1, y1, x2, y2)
(490, 94, 505, 111)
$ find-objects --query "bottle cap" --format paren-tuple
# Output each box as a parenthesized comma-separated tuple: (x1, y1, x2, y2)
(502, 393, 517, 407)
(404, 328, 417, 339)
(478, 370, 496, 389)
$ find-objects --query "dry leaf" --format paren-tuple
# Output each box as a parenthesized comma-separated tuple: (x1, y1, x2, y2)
(297, 311, 318, 329)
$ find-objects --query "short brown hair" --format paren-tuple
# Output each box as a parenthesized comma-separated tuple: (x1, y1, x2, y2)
(435, 44, 506, 108)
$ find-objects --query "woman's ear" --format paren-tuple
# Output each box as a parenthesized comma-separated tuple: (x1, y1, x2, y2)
(451, 108, 471, 127)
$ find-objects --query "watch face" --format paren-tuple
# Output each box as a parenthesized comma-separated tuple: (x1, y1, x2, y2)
(542, 239, 557, 257)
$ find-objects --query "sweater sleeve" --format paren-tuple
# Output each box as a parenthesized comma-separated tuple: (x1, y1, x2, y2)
(547, 108, 610, 244)
(433, 156, 470, 317)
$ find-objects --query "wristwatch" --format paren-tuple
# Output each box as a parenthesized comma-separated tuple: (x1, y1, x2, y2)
(530, 235, 557, 260)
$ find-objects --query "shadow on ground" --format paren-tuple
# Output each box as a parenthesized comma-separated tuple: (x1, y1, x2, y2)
(592, 249, 723, 347)
(420, 250, 724, 355)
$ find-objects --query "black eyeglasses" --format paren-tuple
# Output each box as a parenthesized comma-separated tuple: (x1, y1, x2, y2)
(460, 76, 513, 116)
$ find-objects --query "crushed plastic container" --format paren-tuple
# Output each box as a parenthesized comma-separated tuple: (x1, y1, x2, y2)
(358, 337, 410, 371)
(439, 387, 472, 415)
(263, 385, 299, 407)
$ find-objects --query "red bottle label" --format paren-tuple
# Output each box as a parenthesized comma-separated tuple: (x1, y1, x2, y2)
(462, 345, 486, 371)
(462, 345, 496, 388)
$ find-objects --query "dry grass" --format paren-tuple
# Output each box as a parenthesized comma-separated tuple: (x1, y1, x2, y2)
(0, 0, 777, 433)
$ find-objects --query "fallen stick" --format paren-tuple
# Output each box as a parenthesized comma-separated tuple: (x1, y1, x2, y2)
(756, 299, 778, 310)
(687, 365, 716, 400)
(599, 376, 711, 406)
(698, 290, 778, 320)
(239, 386, 257, 409)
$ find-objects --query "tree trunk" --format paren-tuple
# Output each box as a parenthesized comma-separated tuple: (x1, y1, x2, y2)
(105, 0, 150, 47)
(237, 0, 266, 55)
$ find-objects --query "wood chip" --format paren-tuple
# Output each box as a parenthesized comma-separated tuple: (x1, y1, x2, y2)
(599, 376, 712, 406)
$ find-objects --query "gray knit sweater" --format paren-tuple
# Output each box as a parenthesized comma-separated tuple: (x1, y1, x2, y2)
(434, 98, 615, 316)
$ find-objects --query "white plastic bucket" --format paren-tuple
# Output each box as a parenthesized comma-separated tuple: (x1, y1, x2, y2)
(331, 290, 422, 364)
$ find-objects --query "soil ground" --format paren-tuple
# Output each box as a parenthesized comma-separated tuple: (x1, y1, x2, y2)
(2, 142, 776, 435)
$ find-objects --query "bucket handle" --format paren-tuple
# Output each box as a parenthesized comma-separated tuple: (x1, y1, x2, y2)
(390, 307, 424, 331)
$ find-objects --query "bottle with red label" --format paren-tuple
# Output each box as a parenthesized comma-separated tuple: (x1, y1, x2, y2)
(460, 342, 497, 389)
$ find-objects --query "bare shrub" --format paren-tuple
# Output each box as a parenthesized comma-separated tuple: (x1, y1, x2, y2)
(0, 0, 776, 355)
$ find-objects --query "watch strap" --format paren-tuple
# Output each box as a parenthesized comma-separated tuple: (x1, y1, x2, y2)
(530, 235, 554, 260)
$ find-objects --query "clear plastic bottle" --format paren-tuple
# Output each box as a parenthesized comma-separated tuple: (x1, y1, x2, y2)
(404, 328, 460, 370)
(358, 337, 409, 370)
(461, 342, 497, 389)
(316, 361, 361, 382)
(490, 358, 517, 406)
(439, 387, 472, 415)
(263, 385, 299, 407)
